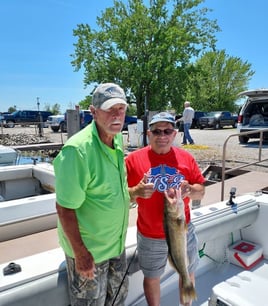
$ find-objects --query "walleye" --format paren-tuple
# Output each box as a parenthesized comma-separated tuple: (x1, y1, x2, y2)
(164, 188, 197, 304)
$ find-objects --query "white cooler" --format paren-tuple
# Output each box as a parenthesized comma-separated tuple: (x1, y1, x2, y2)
(208, 269, 268, 306)
(228, 240, 263, 269)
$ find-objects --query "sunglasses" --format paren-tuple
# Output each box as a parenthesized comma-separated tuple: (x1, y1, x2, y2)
(150, 128, 175, 136)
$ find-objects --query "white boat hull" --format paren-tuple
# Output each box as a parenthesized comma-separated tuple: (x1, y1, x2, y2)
(1, 193, 268, 305)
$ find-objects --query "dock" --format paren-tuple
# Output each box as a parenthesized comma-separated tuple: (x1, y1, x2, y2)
(11, 143, 64, 151)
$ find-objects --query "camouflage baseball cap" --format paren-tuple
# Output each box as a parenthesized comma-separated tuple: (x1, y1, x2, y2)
(92, 83, 127, 110)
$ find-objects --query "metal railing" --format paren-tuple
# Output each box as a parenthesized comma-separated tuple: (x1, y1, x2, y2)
(221, 128, 268, 200)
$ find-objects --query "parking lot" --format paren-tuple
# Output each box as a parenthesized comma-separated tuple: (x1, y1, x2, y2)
(1, 124, 268, 172)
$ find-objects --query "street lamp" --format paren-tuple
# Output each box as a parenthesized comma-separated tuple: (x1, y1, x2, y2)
(36, 97, 40, 111)
(36, 97, 42, 137)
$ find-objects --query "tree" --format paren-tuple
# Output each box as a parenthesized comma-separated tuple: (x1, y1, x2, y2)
(8, 106, 16, 113)
(185, 50, 254, 112)
(71, 0, 219, 117)
(44, 103, 61, 114)
(79, 95, 92, 110)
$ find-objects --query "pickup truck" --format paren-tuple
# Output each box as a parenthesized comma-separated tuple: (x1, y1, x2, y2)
(46, 114, 65, 132)
(199, 111, 238, 129)
(47, 110, 93, 132)
(3, 110, 52, 128)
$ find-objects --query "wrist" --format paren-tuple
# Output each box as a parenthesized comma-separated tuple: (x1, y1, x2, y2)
(129, 186, 138, 202)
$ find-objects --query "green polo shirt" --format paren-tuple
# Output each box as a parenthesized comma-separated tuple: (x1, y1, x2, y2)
(53, 121, 129, 263)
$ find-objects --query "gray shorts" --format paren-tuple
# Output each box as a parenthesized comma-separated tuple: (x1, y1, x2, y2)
(137, 222, 199, 278)
(65, 251, 129, 306)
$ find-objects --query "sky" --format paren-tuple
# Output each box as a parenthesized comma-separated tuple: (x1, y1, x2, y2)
(1, 0, 268, 113)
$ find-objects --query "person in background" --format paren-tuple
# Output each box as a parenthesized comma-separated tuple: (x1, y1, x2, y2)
(54, 83, 130, 306)
(181, 101, 195, 145)
(125, 112, 205, 306)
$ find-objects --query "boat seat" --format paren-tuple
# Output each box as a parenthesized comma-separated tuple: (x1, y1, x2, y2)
(0, 193, 57, 242)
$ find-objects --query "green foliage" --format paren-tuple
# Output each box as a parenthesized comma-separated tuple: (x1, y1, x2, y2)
(185, 50, 254, 112)
(71, 0, 219, 117)
(78, 95, 92, 110)
(43, 103, 61, 115)
(8, 106, 16, 113)
(127, 103, 137, 116)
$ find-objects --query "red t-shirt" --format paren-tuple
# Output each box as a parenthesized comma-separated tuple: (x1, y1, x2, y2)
(125, 146, 205, 239)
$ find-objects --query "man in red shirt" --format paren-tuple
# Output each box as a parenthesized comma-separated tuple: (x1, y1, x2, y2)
(125, 112, 205, 306)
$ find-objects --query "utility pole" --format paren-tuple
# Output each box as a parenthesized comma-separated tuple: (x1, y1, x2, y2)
(36, 97, 43, 137)
(143, 95, 148, 147)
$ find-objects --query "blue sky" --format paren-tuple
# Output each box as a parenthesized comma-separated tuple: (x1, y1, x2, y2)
(1, 0, 267, 113)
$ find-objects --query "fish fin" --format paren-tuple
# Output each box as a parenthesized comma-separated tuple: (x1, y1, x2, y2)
(181, 280, 197, 303)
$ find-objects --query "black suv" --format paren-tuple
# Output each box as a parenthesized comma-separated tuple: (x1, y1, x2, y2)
(176, 111, 206, 131)
(237, 89, 268, 143)
(3, 110, 52, 128)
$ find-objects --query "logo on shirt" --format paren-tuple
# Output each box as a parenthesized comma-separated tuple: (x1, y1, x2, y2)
(147, 165, 184, 192)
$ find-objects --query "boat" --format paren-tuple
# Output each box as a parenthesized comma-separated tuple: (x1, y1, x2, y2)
(0, 145, 17, 166)
(1, 136, 268, 305)
(1, 188, 268, 305)
(0, 163, 56, 242)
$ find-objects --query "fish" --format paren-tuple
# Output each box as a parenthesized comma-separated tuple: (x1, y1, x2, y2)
(164, 188, 197, 304)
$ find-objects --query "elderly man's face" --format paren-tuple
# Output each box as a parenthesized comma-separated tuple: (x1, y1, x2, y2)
(148, 122, 176, 154)
(91, 104, 127, 135)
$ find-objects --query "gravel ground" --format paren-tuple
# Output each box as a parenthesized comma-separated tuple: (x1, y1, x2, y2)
(1, 125, 268, 172)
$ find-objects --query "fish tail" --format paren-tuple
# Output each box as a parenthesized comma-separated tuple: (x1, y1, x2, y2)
(181, 281, 197, 304)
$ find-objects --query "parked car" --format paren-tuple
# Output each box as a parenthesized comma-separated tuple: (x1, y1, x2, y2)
(175, 111, 206, 131)
(199, 111, 237, 129)
(237, 89, 268, 144)
(191, 111, 207, 129)
(0, 114, 6, 126)
(80, 110, 93, 129)
(59, 110, 93, 133)
(123, 115, 137, 131)
(3, 110, 52, 128)
(55, 111, 136, 133)
(46, 115, 65, 132)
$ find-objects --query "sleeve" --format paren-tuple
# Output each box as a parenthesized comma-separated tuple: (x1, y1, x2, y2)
(125, 154, 142, 188)
(54, 146, 88, 209)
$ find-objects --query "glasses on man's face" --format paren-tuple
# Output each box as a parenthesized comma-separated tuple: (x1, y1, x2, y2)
(150, 128, 175, 136)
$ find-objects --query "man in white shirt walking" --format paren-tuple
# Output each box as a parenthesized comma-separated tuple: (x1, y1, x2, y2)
(181, 101, 195, 145)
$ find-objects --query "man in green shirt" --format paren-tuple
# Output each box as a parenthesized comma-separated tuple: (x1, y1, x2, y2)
(54, 83, 130, 306)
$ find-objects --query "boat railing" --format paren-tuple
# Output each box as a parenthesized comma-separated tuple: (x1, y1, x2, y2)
(221, 128, 268, 200)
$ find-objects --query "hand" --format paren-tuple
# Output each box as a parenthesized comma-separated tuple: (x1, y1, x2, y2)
(180, 180, 192, 199)
(164, 188, 179, 205)
(130, 174, 154, 200)
(75, 248, 96, 280)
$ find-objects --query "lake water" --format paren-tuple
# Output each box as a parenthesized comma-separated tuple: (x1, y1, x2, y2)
(16, 154, 53, 165)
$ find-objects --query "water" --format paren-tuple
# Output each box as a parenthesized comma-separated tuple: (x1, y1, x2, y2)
(16, 154, 53, 165)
